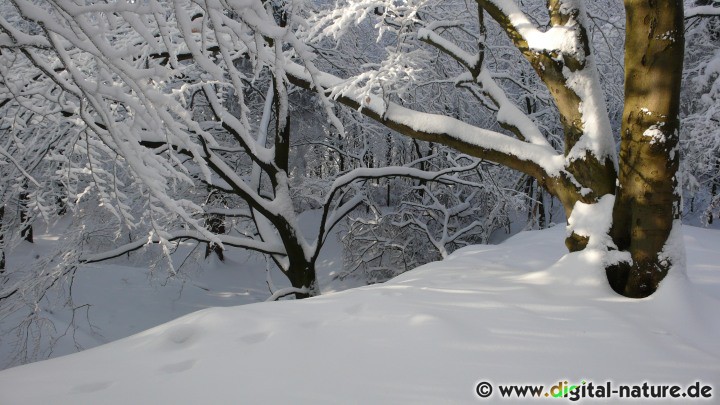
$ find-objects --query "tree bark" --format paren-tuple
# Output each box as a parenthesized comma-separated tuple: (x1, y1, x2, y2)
(609, 0, 685, 298)
(285, 260, 318, 300)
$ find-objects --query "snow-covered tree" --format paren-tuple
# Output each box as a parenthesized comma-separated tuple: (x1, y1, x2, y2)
(0, 0, 512, 305)
(0, 0, 354, 300)
(0, 0, 711, 300)
(292, 0, 688, 298)
(682, 0, 720, 225)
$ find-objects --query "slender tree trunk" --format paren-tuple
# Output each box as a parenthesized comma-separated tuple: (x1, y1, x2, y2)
(204, 215, 225, 261)
(412, 139, 428, 198)
(56, 181, 67, 216)
(270, 67, 318, 299)
(710, 158, 719, 225)
(19, 190, 33, 244)
(609, 0, 685, 298)
(386, 134, 392, 206)
(0, 205, 5, 274)
(204, 191, 226, 261)
(338, 131, 346, 172)
(710, 182, 716, 225)
(536, 183, 546, 229)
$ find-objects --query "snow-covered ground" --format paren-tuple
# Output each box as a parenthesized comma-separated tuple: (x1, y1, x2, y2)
(0, 225, 719, 404)
(0, 211, 362, 367)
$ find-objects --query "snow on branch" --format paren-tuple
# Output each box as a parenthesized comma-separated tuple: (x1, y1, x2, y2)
(81, 231, 285, 264)
(686, 4, 720, 19)
(0, 146, 41, 187)
(417, 26, 481, 74)
(284, 61, 563, 179)
(480, 0, 586, 57)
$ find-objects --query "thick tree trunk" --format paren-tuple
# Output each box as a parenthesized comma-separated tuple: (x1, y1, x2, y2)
(608, 0, 684, 298)
(285, 260, 318, 299)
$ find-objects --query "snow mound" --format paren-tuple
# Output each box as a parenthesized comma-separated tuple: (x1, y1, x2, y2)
(0, 226, 719, 404)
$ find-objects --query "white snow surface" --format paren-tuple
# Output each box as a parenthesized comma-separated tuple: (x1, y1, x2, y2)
(566, 194, 615, 249)
(1, 225, 719, 404)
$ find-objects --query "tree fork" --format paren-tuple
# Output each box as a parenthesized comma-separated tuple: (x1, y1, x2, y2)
(477, 0, 617, 253)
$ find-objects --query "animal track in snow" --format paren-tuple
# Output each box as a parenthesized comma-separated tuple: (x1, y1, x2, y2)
(160, 359, 197, 374)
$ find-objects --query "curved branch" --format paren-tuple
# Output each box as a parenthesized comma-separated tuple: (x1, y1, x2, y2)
(284, 61, 559, 185)
(81, 230, 285, 263)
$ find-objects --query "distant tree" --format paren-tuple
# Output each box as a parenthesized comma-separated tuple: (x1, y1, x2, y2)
(682, 0, 720, 225)
(342, 157, 524, 283)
